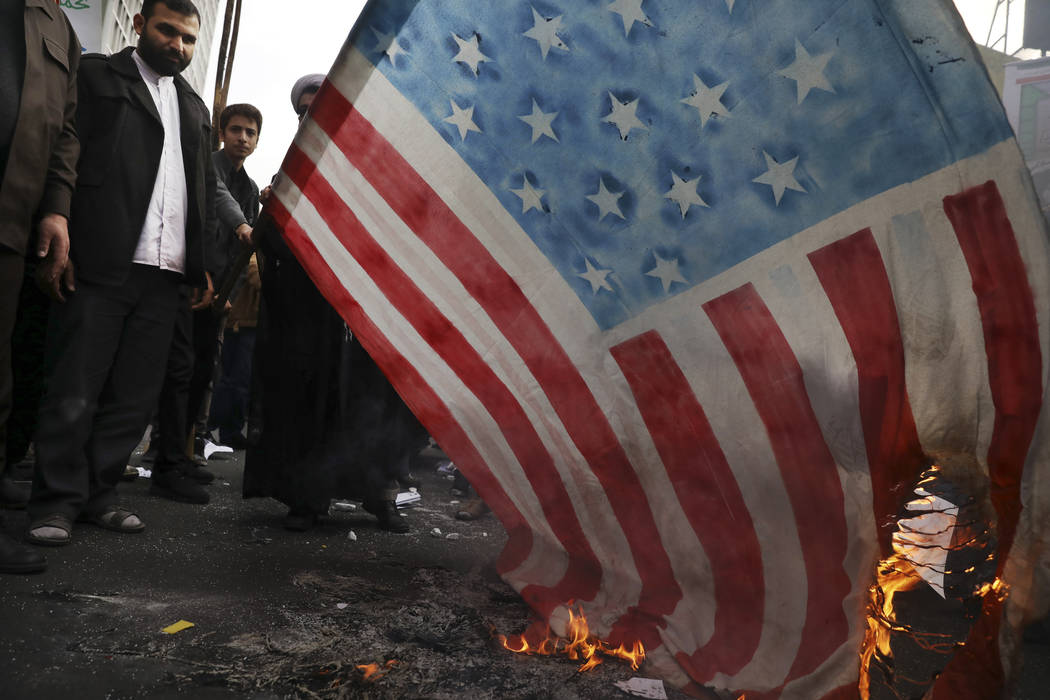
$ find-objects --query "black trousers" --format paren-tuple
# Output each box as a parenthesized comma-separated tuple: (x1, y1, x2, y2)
(155, 288, 195, 470)
(29, 265, 180, 520)
(6, 256, 49, 470)
(0, 245, 24, 477)
(154, 300, 222, 471)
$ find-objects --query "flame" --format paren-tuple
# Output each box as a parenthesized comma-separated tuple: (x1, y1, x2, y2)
(496, 605, 645, 672)
(356, 659, 398, 682)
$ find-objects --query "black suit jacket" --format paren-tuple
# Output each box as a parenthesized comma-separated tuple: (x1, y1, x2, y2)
(69, 46, 213, 286)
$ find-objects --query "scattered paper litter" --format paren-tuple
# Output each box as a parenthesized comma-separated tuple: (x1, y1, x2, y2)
(136, 467, 152, 478)
(445, 533, 461, 541)
(348, 531, 358, 541)
(430, 528, 442, 538)
(614, 678, 666, 699)
(161, 620, 195, 635)
(395, 491, 422, 508)
(202, 441, 233, 460)
(336, 603, 348, 610)
(331, 500, 356, 512)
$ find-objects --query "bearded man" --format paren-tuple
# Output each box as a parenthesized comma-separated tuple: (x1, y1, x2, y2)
(26, 0, 215, 546)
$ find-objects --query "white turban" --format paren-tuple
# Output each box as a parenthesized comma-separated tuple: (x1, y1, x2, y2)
(290, 73, 325, 111)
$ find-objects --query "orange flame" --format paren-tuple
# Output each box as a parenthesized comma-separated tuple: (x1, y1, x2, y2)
(496, 605, 645, 673)
(356, 659, 398, 682)
(859, 555, 1008, 699)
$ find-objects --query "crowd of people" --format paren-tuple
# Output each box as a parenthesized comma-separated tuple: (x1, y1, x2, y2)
(0, 0, 487, 576)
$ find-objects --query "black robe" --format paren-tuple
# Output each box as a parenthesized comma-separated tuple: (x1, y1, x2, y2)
(244, 216, 427, 514)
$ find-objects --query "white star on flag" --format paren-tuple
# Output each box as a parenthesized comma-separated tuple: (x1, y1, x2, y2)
(645, 253, 688, 292)
(444, 100, 482, 140)
(752, 151, 806, 205)
(777, 39, 835, 104)
(523, 7, 569, 60)
(371, 27, 406, 67)
(681, 74, 730, 129)
(586, 178, 626, 221)
(511, 176, 546, 213)
(519, 100, 559, 143)
(577, 259, 614, 294)
(452, 32, 490, 76)
(664, 172, 709, 217)
(607, 0, 651, 36)
(603, 93, 648, 140)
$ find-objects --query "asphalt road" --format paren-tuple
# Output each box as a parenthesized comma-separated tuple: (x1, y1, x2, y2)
(0, 447, 1046, 699)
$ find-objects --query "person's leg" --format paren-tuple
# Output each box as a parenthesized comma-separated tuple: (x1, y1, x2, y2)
(29, 277, 132, 527)
(154, 289, 193, 470)
(186, 309, 222, 443)
(5, 257, 48, 472)
(0, 248, 23, 483)
(0, 247, 44, 571)
(83, 267, 185, 515)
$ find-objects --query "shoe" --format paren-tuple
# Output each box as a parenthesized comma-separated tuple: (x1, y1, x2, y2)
(0, 476, 30, 509)
(283, 509, 318, 531)
(398, 473, 420, 489)
(0, 531, 46, 573)
(219, 432, 248, 450)
(456, 497, 490, 521)
(365, 500, 409, 533)
(25, 513, 73, 546)
(78, 505, 145, 533)
(181, 462, 215, 485)
(150, 469, 210, 504)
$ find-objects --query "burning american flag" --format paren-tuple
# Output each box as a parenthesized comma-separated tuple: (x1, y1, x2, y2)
(267, 0, 1050, 696)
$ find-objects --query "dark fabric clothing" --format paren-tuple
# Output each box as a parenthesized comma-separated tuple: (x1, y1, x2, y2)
(210, 149, 259, 283)
(0, 247, 24, 476)
(154, 289, 195, 470)
(30, 44, 215, 521)
(30, 266, 181, 520)
(209, 326, 255, 443)
(68, 47, 213, 288)
(186, 307, 223, 439)
(0, 0, 26, 182)
(0, 0, 79, 256)
(5, 255, 48, 468)
(244, 216, 428, 515)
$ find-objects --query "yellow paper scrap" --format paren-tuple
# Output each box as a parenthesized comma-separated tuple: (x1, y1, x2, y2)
(162, 620, 196, 635)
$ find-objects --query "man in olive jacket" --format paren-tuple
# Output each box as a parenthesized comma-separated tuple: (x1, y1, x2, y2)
(0, 0, 79, 574)
(27, 0, 215, 546)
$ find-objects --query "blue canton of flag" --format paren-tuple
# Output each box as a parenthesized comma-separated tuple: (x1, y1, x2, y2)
(360, 0, 1012, 329)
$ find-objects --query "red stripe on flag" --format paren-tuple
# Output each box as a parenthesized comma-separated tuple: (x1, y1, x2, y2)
(309, 82, 681, 648)
(703, 283, 851, 685)
(279, 145, 602, 617)
(267, 198, 534, 575)
(611, 331, 764, 681)
(809, 229, 926, 556)
(933, 181, 1042, 698)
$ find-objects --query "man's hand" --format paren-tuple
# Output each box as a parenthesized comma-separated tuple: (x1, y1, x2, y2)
(190, 271, 215, 310)
(259, 185, 272, 205)
(235, 222, 254, 245)
(35, 214, 75, 301)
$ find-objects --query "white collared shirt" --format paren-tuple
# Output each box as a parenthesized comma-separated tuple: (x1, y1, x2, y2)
(131, 49, 188, 274)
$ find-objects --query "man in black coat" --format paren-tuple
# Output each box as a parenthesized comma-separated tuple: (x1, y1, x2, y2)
(26, 0, 214, 545)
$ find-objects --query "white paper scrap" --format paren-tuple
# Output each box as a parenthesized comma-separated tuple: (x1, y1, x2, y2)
(203, 441, 233, 460)
(396, 491, 422, 508)
(614, 677, 666, 699)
